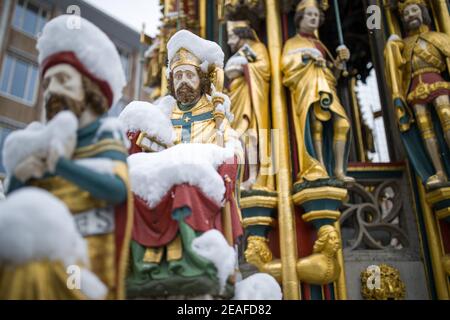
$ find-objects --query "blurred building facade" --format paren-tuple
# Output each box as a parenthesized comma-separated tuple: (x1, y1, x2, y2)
(0, 0, 145, 175)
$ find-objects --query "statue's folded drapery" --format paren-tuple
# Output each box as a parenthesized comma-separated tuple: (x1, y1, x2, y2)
(281, 34, 350, 182)
(132, 160, 243, 248)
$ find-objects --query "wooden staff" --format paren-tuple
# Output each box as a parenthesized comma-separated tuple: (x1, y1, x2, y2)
(211, 67, 234, 246)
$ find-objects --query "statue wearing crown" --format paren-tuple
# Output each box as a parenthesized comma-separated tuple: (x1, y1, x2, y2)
(281, 0, 355, 187)
(385, 0, 450, 189)
(125, 30, 244, 299)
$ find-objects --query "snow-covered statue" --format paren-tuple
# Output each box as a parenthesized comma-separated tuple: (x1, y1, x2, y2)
(3, 15, 133, 299)
(0, 188, 107, 300)
(124, 30, 244, 299)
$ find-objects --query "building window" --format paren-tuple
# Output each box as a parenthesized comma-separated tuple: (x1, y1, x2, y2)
(117, 47, 131, 81)
(0, 54, 39, 105)
(0, 126, 13, 174)
(12, 0, 49, 38)
(356, 68, 390, 163)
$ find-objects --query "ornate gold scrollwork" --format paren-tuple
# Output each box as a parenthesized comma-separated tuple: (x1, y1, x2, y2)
(360, 264, 406, 300)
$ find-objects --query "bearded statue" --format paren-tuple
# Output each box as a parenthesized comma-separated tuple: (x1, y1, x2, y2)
(4, 15, 133, 300)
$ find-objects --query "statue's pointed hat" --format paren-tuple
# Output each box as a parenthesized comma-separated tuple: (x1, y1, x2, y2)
(167, 30, 224, 73)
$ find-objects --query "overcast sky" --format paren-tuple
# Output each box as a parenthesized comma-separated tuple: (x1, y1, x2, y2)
(83, 0, 162, 36)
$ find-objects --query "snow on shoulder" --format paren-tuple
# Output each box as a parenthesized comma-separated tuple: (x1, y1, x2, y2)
(119, 97, 176, 148)
(0, 188, 107, 299)
(192, 229, 236, 294)
(128, 143, 234, 208)
(234, 273, 283, 300)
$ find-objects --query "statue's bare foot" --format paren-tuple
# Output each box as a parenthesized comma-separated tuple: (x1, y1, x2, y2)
(335, 172, 355, 184)
(241, 177, 257, 191)
(426, 173, 447, 189)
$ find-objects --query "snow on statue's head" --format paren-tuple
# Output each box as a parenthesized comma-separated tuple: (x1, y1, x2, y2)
(234, 273, 283, 300)
(167, 30, 225, 106)
(37, 15, 126, 127)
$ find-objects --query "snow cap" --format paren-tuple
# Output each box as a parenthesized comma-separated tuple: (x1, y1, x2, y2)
(36, 15, 126, 108)
(167, 30, 224, 73)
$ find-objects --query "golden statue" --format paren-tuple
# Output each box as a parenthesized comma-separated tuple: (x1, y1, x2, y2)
(246, 225, 341, 285)
(225, 20, 274, 191)
(385, 0, 450, 189)
(281, 0, 354, 184)
(360, 264, 406, 300)
(144, 39, 162, 101)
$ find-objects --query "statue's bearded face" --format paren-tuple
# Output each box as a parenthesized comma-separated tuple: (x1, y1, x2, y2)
(403, 4, 423, 30)
(173, 64, 201, 105)
(43, 64, 85, 121)
(299, 6, 320, 34)
(227, 30, 241, 54)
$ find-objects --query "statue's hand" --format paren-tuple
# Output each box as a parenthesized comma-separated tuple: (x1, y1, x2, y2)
(314, 57, 327, 68)
(14, 153, 46, 182)
(388, 34, 402, 42)
(336, 45, 350, 63)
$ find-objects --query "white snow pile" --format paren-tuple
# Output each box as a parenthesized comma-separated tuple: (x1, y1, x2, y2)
(167, 30, 225, 72)
(2, 111, 78, 175)
(234, 273, 283, 300)
(0, 187, 107, 299)
(191, 229, 236, 294)
(119, 97, 176, 148)
(96, 117, 130, 149)
(36, 15, 126, 106)
(74, 158, 115, 175)
(128, 143, 235, 208)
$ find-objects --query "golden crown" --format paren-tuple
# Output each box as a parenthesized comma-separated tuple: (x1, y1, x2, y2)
(296, 0, 329, 12)
(227, 20, 251, 33)
(170, 48, 202, 71)
(398, 0, 427, 13)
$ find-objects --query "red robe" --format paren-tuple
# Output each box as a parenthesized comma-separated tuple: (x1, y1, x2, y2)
(127, 130, 243, 248)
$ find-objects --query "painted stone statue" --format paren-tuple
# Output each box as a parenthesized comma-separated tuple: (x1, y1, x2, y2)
(125, 30, 244, 299)
(281, 0, 354, 186)
(4, 15, 133, 300)
(385, 0, 450, 189)
(0, 188, 108, 300)
(225, 20, 274, 192)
